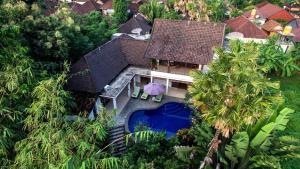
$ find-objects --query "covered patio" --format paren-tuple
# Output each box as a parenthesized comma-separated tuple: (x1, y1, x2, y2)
(98, 66, 192, 114)
(99, 68, 136, 114)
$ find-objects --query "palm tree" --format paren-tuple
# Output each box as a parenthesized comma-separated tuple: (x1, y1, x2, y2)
(188, 40, 282, 168)
(174, 0, 210, 21)
(139, 0, 164, 23)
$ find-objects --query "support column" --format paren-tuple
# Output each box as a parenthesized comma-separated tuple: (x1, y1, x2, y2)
(198, 64, 202, 71)
(133, 76, 136, 87)
(127, 83, 131, 97)
(166, 79, 169, 94)
(167, 60, 170, 73)
(150, 76, 153, 83)
(113, 98, 117, 110)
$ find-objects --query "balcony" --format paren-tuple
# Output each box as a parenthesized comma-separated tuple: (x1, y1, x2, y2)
(151, 60, 199, 76)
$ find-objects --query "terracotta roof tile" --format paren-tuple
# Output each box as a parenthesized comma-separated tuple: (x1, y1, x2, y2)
(120, 39, 150, 67)
(101, 0, 112, 10)
(258, 3, 283, 18)
(261, 20, 282, 32)
(244, 2, 294, 21)
(118, 14, 151, 35)
(144, 19, 225, 65)
(268, 9, 294, 22)
(226, 16, 268, 39)
(72, 0, 99, 15)
(128, 2, 140, 14)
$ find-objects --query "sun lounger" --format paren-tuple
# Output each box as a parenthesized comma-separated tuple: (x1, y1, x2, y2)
(131, 87, 140, 98)
(152, 94, 163, 103)
(141, 92, 149, 100)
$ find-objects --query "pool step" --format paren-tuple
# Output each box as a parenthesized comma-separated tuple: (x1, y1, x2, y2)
(109, 125, 126, 156)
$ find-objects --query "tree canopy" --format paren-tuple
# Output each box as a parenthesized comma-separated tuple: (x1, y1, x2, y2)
(113, 0, 128, 24)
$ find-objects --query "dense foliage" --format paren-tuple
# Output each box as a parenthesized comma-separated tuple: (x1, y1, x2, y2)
(270, 73, 300, 168)
(1, 0, 300, 168)
(24, 7, 113, 65)
(113, 0, 128, 24)
(258, 37, 300, 77)
(13, 71, 118, 169)
(188, 41, 299, 168)
(0, 0, 116, 167)
(189, 41, 282, 137)
(122, 133, 185, 169)
(139, 0, 182, 23)
(224, 108, 297, 169)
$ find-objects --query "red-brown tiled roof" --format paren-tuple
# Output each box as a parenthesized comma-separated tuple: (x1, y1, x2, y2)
(128, 2, 140, 14)
(226, 16, 268, 39)
(258, 3, 283, 18)
(120, 39, 150, 67)
(44, 8, 57, 16)
(268, 9, 295, 21)
(145, 19, 225, 65)
(118, 14, 151, 35)
(244, 2, 294, 22)
(256, 1, 269, 8)
(101, 0, 113, 10)
(261, 20, 282, 32)
(72, 0, 99, 15)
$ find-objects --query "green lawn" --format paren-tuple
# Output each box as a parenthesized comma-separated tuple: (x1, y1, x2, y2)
(270, 73, 300, 169)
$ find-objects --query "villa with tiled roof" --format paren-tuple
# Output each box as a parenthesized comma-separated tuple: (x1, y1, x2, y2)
(67, 19, 225, 112)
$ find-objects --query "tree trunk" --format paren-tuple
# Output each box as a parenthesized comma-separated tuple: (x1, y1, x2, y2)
(199, 129, 221, 169)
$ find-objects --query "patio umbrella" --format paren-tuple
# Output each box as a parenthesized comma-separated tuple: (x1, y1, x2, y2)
(144, 83, 165, 95)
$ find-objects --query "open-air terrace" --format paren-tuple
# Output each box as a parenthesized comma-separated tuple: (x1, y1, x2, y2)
(154, 65, 197, 76)
(99, 66, 192, 113)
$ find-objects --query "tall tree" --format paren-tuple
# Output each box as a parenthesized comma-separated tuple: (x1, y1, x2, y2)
(113, 0, 128, 24)
(188, 41, 282, 168)
(0, 1, 35, 165)
(13, 68, 120, 169)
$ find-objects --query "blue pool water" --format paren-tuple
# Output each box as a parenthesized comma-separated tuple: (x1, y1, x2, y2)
(128, 102, 192, 138)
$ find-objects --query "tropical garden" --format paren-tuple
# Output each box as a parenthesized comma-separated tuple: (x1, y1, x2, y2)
(1, 0, 300, 169)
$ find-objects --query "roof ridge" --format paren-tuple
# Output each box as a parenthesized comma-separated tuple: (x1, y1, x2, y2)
(234, 16, 250, 30)
(153, 18, 225, 26)
(238, 16, 268, 36)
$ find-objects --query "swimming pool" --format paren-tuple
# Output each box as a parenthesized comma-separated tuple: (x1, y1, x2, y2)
(127, 102, 192, 138)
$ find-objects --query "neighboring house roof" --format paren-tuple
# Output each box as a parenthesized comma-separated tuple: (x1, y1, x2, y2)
(144, 19, 225, 65)
(71, 0, 100, 15)
(128, 2, 140, 14)
(261, 20, 282, 32)
(101, 0, 113, 10)
(44, 8, 57, 16)
(44, 0, 59, 16)
(244, 2, 294, 21)
(118, 14, 151, 35)
(67, 35, 149, 93)
(288, 18, 300, 29)
(226, 16, 268, 39)
(292, 28, 300, 42)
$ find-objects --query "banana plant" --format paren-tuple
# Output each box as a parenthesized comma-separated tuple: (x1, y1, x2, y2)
(223, 108, 295, 169)
(258, 36, 300, 77)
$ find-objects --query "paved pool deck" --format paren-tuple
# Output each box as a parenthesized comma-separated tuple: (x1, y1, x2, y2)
(114, 95, 184, 125)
